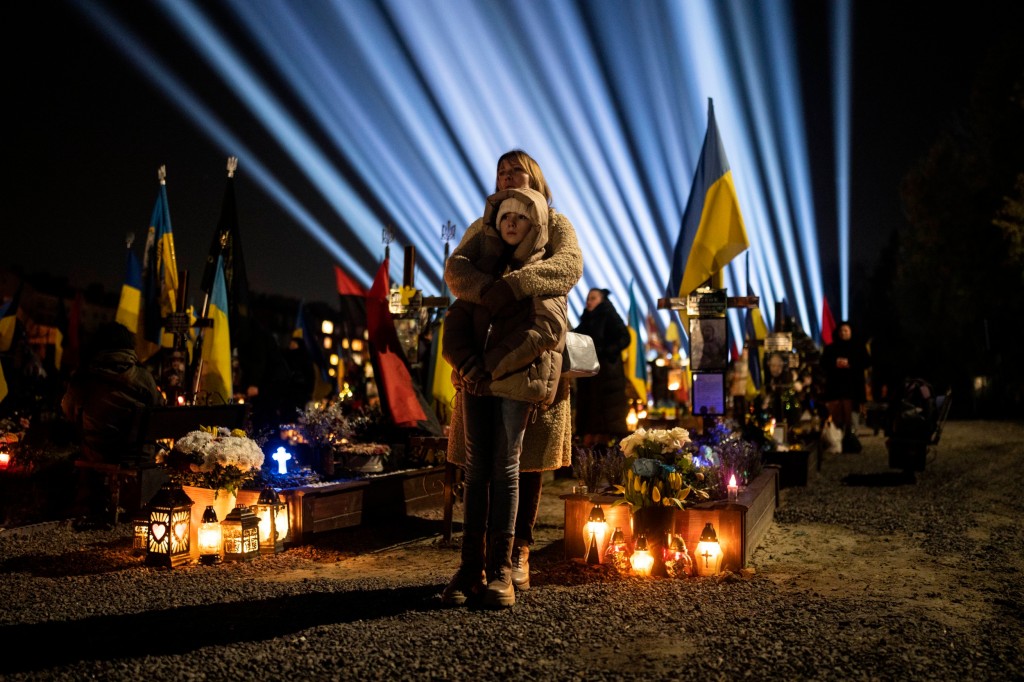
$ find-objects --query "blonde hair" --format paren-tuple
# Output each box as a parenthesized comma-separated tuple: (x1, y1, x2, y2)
(495, 149, 552, 204)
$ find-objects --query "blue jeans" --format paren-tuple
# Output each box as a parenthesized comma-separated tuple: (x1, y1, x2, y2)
(461, 392, 531, 538)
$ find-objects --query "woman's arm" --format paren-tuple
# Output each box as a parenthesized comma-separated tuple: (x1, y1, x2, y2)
(444, 218, 494, 304)
(503, 211, 583, 300)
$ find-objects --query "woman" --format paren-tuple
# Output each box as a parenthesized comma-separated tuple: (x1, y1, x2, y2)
(441, 187, 568, 608)
(820, 321, 871, 449)
(444, 149, 583, 595)
(573, 288, 631, 446)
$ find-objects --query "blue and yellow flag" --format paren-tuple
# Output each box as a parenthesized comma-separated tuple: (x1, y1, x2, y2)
(666, 98, 749, 300)
(624, 281, 648, 404)
(139, 170, 178, 360)
(115, 247, 143, 335)
(430, 317, 455, 425)
(745, 285, 768, 400)
(199, 256, 232, 404)
(0, 282, 22, 353)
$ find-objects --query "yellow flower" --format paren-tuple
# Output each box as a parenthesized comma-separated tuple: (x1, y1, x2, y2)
(652, 485, 662, 503)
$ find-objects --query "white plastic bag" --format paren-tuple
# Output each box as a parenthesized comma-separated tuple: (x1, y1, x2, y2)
(823, 419, 843, 454)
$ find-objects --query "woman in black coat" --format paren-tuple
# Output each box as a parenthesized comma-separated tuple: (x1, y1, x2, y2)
(820, 320, 871, 442)
(573, 288, 631, 446)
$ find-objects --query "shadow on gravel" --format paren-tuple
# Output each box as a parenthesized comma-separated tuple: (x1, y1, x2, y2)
(840, 471, 917, 487)
(0, 583, 445, 675)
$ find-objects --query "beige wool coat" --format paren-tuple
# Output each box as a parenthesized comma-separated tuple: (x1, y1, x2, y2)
(444, 190, 584, 472)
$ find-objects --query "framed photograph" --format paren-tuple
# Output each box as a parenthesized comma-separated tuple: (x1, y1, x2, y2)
(764, 351, 792, 386)
(689, 317, 728, 371)
(691, 371, 725, 416)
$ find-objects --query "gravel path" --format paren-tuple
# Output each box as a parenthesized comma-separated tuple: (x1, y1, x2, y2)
(0, 420, 1021, 681)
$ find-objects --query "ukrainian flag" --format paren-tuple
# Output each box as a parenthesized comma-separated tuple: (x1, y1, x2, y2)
(0, 283, 21, 353)
(199, 256, 232, 404)
(139, 173, 178, 359)
(666, 98, 749, 300)
(624, 281, 648, 404)
(430, 316, 455, 425)
(745, 285, 769, 401)
(115, 248, 143, 335)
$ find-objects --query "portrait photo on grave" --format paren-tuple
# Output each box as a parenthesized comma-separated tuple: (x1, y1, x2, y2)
(689, 317, 728, 371)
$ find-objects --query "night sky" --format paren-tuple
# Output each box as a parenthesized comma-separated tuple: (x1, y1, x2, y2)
(7, 1, 1022, 317)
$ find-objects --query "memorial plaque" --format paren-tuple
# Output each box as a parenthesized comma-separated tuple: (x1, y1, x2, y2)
(685, 289, 728, 316)
(765, 332, 793, 352)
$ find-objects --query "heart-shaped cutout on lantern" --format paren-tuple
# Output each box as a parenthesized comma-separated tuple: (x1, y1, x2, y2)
(150, 521, 168, 543)
(173, 520, 189, 542)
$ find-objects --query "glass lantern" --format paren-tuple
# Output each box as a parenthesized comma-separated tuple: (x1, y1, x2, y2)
(694, 522, 724, 576)
(0, 441, 11, 470)
(605, 526, 630, 572)
(221, 505, 260, 562)
(131, 507, 150, 554)
(630, 533, 654, 576)
(145, 484, 193, 568)
(197, 505, 223, 565)
(664, 533, 693, 578)
(583, 504, 608, 564)
(254, 487, 286, 555)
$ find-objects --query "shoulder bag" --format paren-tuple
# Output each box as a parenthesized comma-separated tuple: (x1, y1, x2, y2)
(562, 332, 600, 379)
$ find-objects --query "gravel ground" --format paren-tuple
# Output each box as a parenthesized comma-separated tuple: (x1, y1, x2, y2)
(0, 419, 1021, 681)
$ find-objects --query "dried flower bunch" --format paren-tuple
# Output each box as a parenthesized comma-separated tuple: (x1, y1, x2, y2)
(571, 443, 627, 492)
(297, 401, 354, 449)
(613, 427, 711, 510)
(157, 426, 265, 497)
(684, 422, 763, 496)
(336, 442, 391, 459)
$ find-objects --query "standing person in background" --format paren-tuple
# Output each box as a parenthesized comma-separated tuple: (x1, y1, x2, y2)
(444, 149, 583, 595)
(573, 288, 630, 446)
(441, 187, 568, 608)
(820, 321, 871, 451)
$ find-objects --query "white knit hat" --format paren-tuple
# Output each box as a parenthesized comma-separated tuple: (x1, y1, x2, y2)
(496, 197, 531, 226)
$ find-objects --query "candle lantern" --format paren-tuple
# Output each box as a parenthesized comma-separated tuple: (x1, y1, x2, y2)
(664, 534, 693, 578)
(605, 526, 630, 572)
(145, 484, 193, 568)
(221, 505, 260, 562)
(197, 505, 223, 565)
(727, 474, 739, 502)
(0, 441, 11, 471)
(254, 487, 286, 555)
(583, 504, 608, 564)
(630, 533, 654, 576)
(131, 507, 150, 554)
(694, 522, 724, 576)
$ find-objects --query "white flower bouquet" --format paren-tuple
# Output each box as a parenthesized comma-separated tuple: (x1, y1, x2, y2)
(158, 426, 265, 497)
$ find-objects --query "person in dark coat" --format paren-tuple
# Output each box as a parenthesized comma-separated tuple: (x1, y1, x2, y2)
(573, 288, 631, 446)
(61, 322, 166, 465)
(61, 322, 165, 523)
(820, 320, 871, 443)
